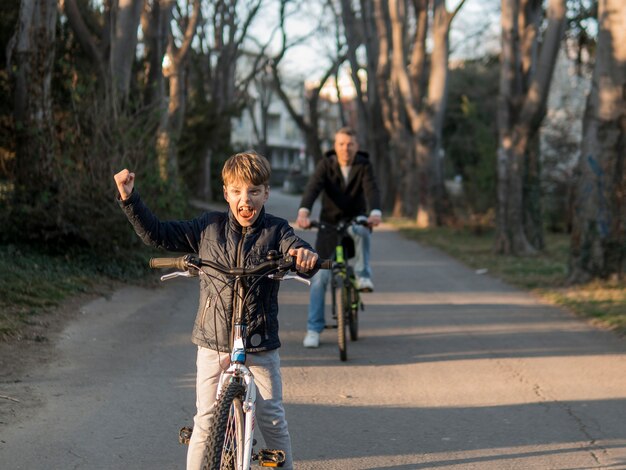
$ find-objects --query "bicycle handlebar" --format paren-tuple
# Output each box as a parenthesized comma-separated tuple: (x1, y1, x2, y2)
(309, 215, 371, 232)
(150, 253, 333, 275)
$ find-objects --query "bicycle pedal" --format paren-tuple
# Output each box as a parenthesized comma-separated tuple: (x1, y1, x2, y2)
(253, 448, 285, 467)
(179, 426, 193, 445)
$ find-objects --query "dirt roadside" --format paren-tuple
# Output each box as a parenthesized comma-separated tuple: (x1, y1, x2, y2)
(0, 290, 117, 426)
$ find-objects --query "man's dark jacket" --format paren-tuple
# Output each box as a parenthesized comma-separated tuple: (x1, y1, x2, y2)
(119, 191, 314, 353)
(299, 150, 381, 258)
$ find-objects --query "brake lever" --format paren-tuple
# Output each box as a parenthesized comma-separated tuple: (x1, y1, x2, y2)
(268, 273, 311, 286)
(161, 271, 196, 281)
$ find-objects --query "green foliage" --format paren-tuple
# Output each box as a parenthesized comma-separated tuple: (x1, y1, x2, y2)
(443, 56, 499, 219)
(178, 53, 241, 200)
(0, 0, 19, 209)
(0, 242, 156, 340)
(1, 17, 189, 253)
(396, 223, 625, 336)
(178, 88, 238, 201)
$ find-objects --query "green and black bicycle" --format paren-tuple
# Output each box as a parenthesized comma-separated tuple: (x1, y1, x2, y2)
(310, 217, 370, 361)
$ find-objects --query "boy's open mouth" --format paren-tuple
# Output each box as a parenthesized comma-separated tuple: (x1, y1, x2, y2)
(239, 206, 254, 220)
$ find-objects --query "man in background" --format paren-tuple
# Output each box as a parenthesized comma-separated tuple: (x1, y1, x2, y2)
(296, 127, 382, 348)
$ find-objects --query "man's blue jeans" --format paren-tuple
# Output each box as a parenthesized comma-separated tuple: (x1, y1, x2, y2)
(307, 224, 371, 333)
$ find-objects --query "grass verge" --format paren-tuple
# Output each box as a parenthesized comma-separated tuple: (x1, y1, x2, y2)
(0, 243, 157, 341)
(394, 223, 625, 337)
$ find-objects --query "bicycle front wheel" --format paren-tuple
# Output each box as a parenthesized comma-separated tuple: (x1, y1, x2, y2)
(348, 280, 359, 341)
(203, 382, 246, 470)
(334, 280, 348, 361)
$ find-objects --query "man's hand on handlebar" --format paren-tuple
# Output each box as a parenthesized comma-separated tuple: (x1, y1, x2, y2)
(288, 247, 318, 272)
(368, 213, 382, 227)
(296, 208, 311, 229)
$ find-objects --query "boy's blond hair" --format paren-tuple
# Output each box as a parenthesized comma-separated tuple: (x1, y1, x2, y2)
(222, 151, 271, 187)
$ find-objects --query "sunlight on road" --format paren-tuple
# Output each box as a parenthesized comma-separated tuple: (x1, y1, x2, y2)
(294, 441, 626, 470)
(279, 291, 550, 306)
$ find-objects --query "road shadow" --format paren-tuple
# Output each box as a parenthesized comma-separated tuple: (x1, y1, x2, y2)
(286, 399, 626, 469)
(278, 297, 625, 368)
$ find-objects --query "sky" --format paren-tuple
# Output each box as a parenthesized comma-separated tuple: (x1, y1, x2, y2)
(246, 0, 502, 83)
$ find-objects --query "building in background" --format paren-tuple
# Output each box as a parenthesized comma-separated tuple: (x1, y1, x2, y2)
(230, 65, 352, 192)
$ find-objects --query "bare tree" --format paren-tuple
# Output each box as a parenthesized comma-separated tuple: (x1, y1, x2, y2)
(189, 0, 265, 198)
(269, 0, 345, 165)
(338, 0, 393, 209)
(156, 0, 201, 185)
(495, 0, 567, 255)
(62, 0, 144, 114)
(10, 0, 57, 199)
(569, 0, 625, 282)
(374, 0, 466, 224)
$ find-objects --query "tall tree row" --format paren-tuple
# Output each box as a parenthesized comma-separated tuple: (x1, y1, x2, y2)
(2, 0, 622, 284)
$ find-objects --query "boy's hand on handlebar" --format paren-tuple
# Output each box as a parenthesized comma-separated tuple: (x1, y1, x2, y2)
(289, 247, 318, 272)
(114, 169, 135, 200)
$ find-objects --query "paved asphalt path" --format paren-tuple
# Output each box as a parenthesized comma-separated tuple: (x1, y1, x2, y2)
(1, 190, 625, 469)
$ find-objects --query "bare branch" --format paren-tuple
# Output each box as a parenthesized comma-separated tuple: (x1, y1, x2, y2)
(175, 0, 201, 63)
(61, 0, 105, 69)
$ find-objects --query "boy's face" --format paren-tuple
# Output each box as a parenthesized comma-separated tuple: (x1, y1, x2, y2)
(223, 180, 269, 227)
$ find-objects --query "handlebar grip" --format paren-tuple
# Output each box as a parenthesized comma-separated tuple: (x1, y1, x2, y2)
(150, 256, 188, 270)
(317, 258, 333, 270)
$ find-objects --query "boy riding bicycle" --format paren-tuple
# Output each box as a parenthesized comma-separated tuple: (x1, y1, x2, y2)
(114, 152, 318, 470)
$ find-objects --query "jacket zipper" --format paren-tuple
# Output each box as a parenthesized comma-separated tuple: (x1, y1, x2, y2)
(231, 226, 247, 347)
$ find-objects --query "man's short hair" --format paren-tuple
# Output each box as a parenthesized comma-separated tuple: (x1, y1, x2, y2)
(222, 151, 271, 186)
(335, 127, 357, 138)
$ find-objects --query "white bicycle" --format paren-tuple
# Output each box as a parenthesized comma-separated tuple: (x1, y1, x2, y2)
(150, 252, 331, 470)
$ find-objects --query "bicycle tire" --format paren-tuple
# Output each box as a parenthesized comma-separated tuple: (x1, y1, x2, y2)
(203, 382, 246, 470)
(335, 280, 348, 361)
(348, 280, 359, 341)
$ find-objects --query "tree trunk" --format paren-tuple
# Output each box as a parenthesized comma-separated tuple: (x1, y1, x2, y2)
(569, 0, 626, 282)
(387, 0, 464, 225)
(12, 0, 57, 195)
(495, 0, 566, 255)
(157, 0, 201, 186)
(524, 133, 544, 249)
(109, 0, 143, 111)
(62, 0, 142, 113)
(141, 0, 173, 108)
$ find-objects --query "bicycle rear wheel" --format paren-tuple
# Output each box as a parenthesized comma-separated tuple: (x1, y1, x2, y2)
(333, 278, 348, 361)
(203, 382, 246, 470)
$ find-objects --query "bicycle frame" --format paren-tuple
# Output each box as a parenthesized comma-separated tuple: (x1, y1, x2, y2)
(332, 244, 358, 303)
(310, 218, 367, 361)
(213, 278, 257, 469)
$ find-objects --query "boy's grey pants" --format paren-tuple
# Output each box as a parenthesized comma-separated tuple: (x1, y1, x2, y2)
(186, 346, 293, 470)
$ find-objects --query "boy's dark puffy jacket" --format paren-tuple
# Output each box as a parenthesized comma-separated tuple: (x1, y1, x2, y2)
(119, 191, 314, 353)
